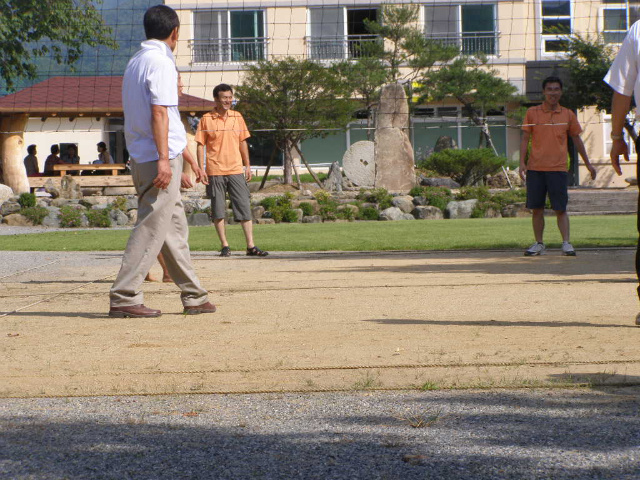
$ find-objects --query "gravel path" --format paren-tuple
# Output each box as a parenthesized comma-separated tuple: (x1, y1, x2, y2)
(1, 389, 639, 479)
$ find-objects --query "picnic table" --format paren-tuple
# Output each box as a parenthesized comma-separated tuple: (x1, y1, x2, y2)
(53, 163, 127, 176)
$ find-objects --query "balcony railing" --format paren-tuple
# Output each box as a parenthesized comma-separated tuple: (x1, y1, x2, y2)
(306, 35, 380, 60)
(191, 37, 268, 63)
(425, 31, 499, 56)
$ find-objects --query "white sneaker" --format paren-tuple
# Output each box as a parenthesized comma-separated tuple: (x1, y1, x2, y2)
(524, 242, 546, 256)
(562, 241, 576, 256)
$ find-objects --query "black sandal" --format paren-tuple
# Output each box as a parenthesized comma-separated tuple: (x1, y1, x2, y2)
(220, 246, 231, 257)
(246, 246, 268, 257)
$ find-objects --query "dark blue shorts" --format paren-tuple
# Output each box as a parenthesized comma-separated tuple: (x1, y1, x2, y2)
(526, 170, 568, 211)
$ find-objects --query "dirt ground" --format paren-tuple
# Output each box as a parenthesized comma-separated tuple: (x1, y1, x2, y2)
(0, 248, 638, 398)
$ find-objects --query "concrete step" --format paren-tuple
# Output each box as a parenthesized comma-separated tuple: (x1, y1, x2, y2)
(567, 189, 637, 215)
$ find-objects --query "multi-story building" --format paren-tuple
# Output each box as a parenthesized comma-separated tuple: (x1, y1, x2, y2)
(169, 0, 640, 187)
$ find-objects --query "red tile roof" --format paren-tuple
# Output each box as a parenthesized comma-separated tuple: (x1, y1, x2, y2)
(0, 76, 214, 115)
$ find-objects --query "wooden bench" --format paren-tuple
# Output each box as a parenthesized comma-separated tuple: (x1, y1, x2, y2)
(53, 163, 127, 176)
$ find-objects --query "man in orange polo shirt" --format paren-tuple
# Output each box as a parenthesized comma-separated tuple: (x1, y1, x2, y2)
(519, 76, 597, 257)
(195, 83, 268, 257)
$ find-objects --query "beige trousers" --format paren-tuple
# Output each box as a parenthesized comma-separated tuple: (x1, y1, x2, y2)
(110, 155, 209, 307)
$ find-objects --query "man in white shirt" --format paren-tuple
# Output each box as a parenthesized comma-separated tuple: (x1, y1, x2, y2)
(109, 5, 215, 318)
(605, 19, 640, 326)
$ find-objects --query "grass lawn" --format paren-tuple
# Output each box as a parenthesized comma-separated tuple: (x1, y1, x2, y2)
(0, 216, 635, 252)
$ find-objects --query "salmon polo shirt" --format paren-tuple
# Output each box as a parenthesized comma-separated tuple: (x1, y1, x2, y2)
(195, 110, 250, 176)
(522, 104, 582, 172)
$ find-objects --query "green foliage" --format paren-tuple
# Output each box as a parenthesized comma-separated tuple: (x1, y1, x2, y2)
(236, 58, 355, 184)
(282, 209, 300, 223)
(318, 203, 338, 221)
(0, 0, 117, 91)
(489, 189, 527, 209)
(260, 193, 295, 223)
(86, 208, 112, 228)
(421, 148, 506, 186)
(563, 34, 617, 114)
(58, 205, 83, 228)
(110, 196, 128, 212)
(410, 186, 453, 211)
(298, 202, 315, 217)
(418, 55, 520, 150)
(336, 206, 356, 221)
(356, 188, 393, 209)
(20, 206, 48, 225)
(456, 186, 491, 202)
(358, 206, 380, 221)
(18, 192, 37, 208)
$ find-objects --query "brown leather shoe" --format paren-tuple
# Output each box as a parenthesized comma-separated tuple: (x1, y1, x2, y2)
(109, 304, 161, 318)
(183, 301, 217, 315)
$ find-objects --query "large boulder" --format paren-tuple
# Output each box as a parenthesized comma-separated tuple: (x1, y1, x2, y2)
(251, 205, 265, 220)
(501, 203, 531, 218)
(302, 215, 322, 223)
(42, 207, 61, 228)
(187, 212, 210, 226)
(445, 199, 478, 219)
(379, 206, 406, 221)
(0, 184, 14, 205)
(377, 83, 410, 129)
(374, 127, 416, 192)
(44, 179, 60, 199)
(434, 136, 457, 152)
(59, 175, 83, 199)
(109, 209, 129, 226)
(391, 195, 415, 213)
(412, 206, 444, 220)
(0, 201, 20, 216)
(126, 209, 138, 226)
(419, 176, 461, 189)
(103, 187, 136, 196)
(342, 140, 375, 187)
(2, 213, 33, 226)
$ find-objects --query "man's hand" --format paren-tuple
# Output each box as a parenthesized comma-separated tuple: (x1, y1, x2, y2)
(193, 165, 209, 185)
(244, 167, 252, 182)
(180, 173, 194, 189)
(519, 162, 527, 182)
(610, 138, 630, 176)
(153, 159, 172, 189)
(587, 164, 597, 180)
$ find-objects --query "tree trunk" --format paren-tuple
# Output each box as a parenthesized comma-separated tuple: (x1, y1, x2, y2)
(293, 143, 323, 187)
(0, 114, 29, 193)
(283, 142, 293, 185)
(259, 145, 278, 190)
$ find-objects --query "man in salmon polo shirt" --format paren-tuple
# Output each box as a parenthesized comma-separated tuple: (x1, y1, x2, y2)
(195, 83, 268, 257)
(519, 76, 597, 257)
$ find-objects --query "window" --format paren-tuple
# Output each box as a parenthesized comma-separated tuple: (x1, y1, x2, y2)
(192, 10, 265, 63)
(307, 7, 378, 60)
(540, 0, 571, 54)
(424, 4, 497, 56)
(602, 2, 640, 44)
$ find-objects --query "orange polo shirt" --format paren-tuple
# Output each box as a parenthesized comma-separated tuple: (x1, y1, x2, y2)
(195, 109, 250, 176)
(522, 104, 582, 172)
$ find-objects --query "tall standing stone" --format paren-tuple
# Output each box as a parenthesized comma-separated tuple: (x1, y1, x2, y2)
(374, 84, 416, 192)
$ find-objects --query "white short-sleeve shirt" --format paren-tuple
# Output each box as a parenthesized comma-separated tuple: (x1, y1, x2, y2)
(122, 39, 186, 163)
(605, 20, 640, 117)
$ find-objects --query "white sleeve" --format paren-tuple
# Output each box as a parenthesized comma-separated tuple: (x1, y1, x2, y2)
(146, 58, 179, 107)
(604, 21, 640, 96)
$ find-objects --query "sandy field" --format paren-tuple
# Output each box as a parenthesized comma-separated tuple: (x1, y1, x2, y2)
(0, 248, 638, 398)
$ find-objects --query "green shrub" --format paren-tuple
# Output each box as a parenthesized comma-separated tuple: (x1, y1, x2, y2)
(336, 206, 355, 221)
(260, 196, 278, 210)
(489, 188, 527, 209)
(456, 186, 491, 202)
(260, 193, 294, 223)
(111, 196, 128, 212)
(18, 192, 37, 208)
(282, 209, 300, 223)
(20, 206, 48, 225)
(86, 208, 112, 228)
(420, 148, 506, 186)
(319, 203, 338, 221)
(411, 186, 452, 211)
(298, 202, 315, 217)
(58, 205, 83, 228)
(357, 206, 380, 221)
(356, 188, 393, 209)
(314, 189, 332, 204)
